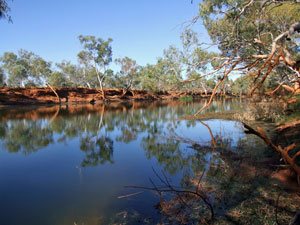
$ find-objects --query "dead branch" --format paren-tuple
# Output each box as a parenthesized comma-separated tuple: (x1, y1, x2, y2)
(179, 57, 231, 85)
(125, 169, 214, 221)
(267, 81, 285, 95)
(251, 52, 281, 95)
(199, 120, 217, 148)
(282, 84, 296, 93)
(46, 83, 61, 104)
(243, 123, 300, 176)
(237, 0, 255, 19)
(276, 120, 300, 131)
(251, 22, 300, 93)
(194, 60, 239, 115)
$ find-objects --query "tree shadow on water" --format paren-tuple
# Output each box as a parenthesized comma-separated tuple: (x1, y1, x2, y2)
(135, 121, 300, 224)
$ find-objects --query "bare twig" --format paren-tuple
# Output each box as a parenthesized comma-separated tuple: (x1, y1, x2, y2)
(117, 191, 144, 199)
(194, 60, 239, 115)
(125, 168, 214, 220)
(126, 184, 214, 220)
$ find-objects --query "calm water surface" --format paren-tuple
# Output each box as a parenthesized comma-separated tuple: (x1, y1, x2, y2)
(0, 100, 267, 225)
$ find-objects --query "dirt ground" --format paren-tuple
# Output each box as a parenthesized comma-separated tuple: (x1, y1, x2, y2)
(0, 87, 214, 105)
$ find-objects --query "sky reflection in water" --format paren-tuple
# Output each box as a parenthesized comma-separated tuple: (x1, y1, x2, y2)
(0, 100, 266, 225)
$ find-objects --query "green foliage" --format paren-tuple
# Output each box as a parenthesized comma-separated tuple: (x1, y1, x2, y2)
(0, 50, 52, 87)
(78, 35, 113, 68)
(1, 1, 299, 94)
(279, 95, 300, 123)
(0, 67, 5, 86)
(48, 72, 69, 87)
(179, 95, 193, 102)
(55, 61, 79, 86)
(115, 56, 139, 89)
(199, 1, 300, 60)
(0, 31, 222, 92)
(197, 0, 300, 94)
(205, 78, 216, 89)
(138, 64, 159, 91)
(78, 35, 113, 88)
(231, 74, 254, 95)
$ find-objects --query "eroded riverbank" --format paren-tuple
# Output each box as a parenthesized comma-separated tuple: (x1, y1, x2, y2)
(0, 87, 222, 105)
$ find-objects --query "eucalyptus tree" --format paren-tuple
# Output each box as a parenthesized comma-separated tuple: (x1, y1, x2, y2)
(78, 35, 113, 96)
(165, 29, 220, 93)
(182, 0, 300, 113)
(137, 45, 184, 92)
(231, 74, 254, 96)
(1, 52, 25, 86)
(0, 50, 52, 87)
(156, 57, 184, 91)
(77, 50, 95, 88)
(138, 64, 160, 91)
(181, 28, 200, 78)
(162, 45, 183, 89)
(198, 0, 300, 94)
(47, 71, 69, 87)
(55, 61, 80, 87)
(115, 56, 139, 92)
(138, 61, 175, 92)
(19, 50, 52, 85)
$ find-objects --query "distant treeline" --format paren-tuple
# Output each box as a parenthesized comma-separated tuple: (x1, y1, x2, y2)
(0, 32, 282, 96)
(1, 1, 299, 97)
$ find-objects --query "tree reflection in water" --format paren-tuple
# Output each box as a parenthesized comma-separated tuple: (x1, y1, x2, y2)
(80, 136, 114, 166)
(0, 100, 296, 224)
(0, 120, 53, 154)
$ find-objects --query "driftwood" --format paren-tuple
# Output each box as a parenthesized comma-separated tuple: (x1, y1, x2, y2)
(243, 123, 300, 176)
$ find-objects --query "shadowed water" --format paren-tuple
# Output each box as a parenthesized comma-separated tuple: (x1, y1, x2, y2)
(0, 99, 272, 225)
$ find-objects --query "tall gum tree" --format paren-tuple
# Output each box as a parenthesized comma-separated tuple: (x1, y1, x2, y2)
(0, 50, 52, 87)
(191, 0, 300, 113)
(115, 57, 139, 94)
(78, 35, 113, 98)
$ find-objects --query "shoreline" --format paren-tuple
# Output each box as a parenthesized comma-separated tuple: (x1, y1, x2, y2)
(0, 87, 237, 105)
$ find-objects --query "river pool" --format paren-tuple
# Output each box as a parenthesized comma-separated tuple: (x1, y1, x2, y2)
(0, 100, 282, 225)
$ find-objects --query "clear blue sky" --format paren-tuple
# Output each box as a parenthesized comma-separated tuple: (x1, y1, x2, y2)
(0, 0, 211, 69)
